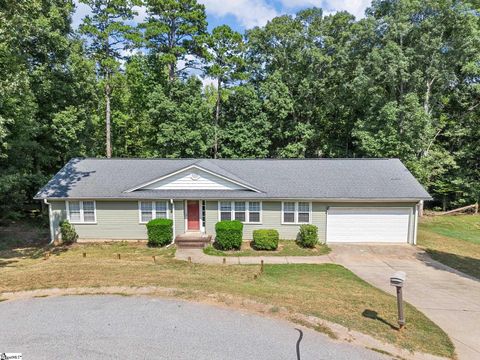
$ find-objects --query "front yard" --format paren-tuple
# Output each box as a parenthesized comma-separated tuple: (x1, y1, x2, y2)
(204, 240, 331, 257)
(418, 215, 480, 279)
(0, 230, 454, 358)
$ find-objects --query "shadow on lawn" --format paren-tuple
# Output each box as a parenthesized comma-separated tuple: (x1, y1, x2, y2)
(0, 226, 69, 266)
(418, 249, 480, 282)
(362, 309, 399, 331)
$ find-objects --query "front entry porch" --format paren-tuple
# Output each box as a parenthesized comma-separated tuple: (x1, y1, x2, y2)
(175, 199, 210, 249)
(175, 232, 212, 249)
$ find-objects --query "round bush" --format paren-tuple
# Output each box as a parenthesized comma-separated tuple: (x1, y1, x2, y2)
(215, 220, 243, 250)
(60, 220, 78, 245)
(253, 229, 279, 250)
(146, 218, 173, 247)
(297, 224, 318, 248)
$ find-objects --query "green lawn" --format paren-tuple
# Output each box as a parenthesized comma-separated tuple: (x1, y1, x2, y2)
(418, 215, 480, 279)
(420, 215, 480, 244)
(204, 240, 331, 257)
(0, 238, 453, 358)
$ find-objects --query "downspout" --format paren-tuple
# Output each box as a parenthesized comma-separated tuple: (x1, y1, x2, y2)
(413, 202, 419, 245)
(170, 199, 175, 244)
(44, 199, 54, 244)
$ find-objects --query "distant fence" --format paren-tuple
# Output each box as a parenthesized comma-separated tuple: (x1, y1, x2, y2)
(435, 203, 479, 216)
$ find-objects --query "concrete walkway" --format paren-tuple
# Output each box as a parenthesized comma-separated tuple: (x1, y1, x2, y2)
(175, 248, 333, 265)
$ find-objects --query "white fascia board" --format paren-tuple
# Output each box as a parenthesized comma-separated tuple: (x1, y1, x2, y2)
(123, 164, 262, 193)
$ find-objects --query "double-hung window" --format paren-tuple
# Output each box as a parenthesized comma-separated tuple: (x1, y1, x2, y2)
(248, 202, 261, 223)
(234, 202, 246, 222)
(218, 201, 262, 223)
(139, 201, 169, 223)
(155, 201, 168, 219)
(297, 202, 311, 223)
(220, 201, 232, 221)
(283, 202, 296, 223)
(282, 202, 311, 224)
(67, 200, 96, 223)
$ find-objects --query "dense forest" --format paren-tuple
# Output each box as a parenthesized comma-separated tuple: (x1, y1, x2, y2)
(0, 0, 479, 220)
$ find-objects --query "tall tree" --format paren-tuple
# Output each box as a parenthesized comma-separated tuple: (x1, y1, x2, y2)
(204, 25, 246, 158)
(0, 0, 97, 219)
(49, 39, 99, 164)
(246, 9, 343, 157)
(142, 0, 207, 81)
(146, 77, 212, 157)
(110, 55, 157, 157)
(220, 85, 271, 158)
(352, 0, 480, 206)
(79, 0, 139, 158)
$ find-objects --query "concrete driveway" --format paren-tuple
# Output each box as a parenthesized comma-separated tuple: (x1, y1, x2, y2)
(0, 295, 387, 360)
(329, 244, 480, 360)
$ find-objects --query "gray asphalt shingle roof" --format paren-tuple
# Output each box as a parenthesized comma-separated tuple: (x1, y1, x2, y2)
(34, 158, 431, 201)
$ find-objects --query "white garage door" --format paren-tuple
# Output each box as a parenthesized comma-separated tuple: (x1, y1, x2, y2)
(327, 207, 411, 243)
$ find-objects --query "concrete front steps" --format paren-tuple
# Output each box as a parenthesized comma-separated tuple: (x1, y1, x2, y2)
(175, 232, 212, 249)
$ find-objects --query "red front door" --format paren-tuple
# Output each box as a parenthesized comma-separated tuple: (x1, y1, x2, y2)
(187, 201, 200, 230)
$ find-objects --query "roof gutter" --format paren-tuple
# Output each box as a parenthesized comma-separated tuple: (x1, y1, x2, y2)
(35, 196, 432, 202)
(43, 199, 55, 244)
(170, 199, 175, 245)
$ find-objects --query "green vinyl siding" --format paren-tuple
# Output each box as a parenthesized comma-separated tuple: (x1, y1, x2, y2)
(50, 200, 184, 241)
(50, 201, 67, 240)
(174, 200, 185, 236)
(205, 201, 327, 241)
(75, 201, 146, 239)
(48, 199, 417, 244)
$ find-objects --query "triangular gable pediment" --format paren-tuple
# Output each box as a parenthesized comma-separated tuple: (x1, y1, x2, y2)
(125, 165, 261, 193)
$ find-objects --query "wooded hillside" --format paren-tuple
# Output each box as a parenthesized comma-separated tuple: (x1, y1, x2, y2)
(1, 0, 479, 219)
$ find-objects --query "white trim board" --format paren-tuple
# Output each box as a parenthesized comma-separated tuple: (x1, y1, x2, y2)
(281, 201, 312, 225)
(124, 165, 262, 193)
(66, 200, 97, 224)
(218, 200, 263, 224)
(138, 200, 170, 224)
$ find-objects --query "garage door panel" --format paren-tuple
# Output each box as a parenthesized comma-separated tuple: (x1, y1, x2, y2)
(327, 207, 410, 243)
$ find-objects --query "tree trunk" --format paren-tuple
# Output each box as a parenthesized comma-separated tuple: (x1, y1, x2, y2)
(105, 81, 112, 158)
(424, 78, 434, 116)
(168, 26, 176, 82)
(214, 77, 221, 159)
(168, 62, 175, 82)
(442, 195, 447, 212)
(398, 33, 404, 135)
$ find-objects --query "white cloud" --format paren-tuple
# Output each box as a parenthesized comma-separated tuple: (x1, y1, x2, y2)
(278, 0, 371, 19)
(132, 5, 148, 23)
(72, 2, 148, 29)
(72, 0, 91, 29)
(198, 0, 279, 28)
(201, 76, 217, 88)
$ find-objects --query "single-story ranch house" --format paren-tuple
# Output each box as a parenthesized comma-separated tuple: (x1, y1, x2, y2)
(35, 158, 431, 245)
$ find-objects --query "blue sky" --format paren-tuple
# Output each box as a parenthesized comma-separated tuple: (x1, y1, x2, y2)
(72, 0, 372, 86)
(73, 0, 372, 32)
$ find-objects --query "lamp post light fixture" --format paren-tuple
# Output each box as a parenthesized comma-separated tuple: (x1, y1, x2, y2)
(390, 271, 406, 329)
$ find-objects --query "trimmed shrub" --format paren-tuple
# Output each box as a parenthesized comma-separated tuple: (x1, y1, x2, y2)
(215, 220, 243, 250)
(60, 220, 78, 245)
(146, 218, 173, 247)
(297, 224, 318, 248)
(253, 229, 279, 250)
